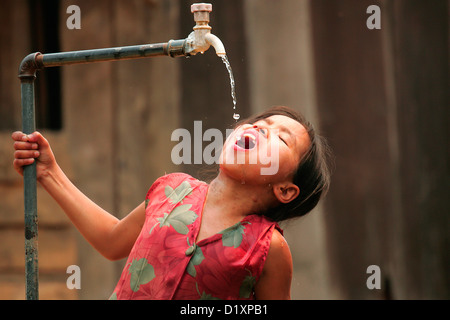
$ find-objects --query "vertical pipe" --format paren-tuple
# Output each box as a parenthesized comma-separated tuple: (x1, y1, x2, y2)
(19, 52, 41, 300)
(20, 78, 39, 300)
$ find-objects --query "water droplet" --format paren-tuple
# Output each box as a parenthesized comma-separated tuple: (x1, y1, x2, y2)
(233, 113, 240, 120)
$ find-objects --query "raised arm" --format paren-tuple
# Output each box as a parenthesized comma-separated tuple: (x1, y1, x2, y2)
(12, 131, 145, 260)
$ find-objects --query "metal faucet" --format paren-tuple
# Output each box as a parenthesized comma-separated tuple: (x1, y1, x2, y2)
(186, 3, 226, 56)
(166, 3, 225, 57)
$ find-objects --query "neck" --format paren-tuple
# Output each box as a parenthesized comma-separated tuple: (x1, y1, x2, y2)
(205, 170, 276, 219)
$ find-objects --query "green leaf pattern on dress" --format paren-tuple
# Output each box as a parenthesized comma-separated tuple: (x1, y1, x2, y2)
(220, 221, 251, 248)
(186, 240, 205, 277)
(128, 258, 155, 292)
(239, 269, 256, 298)
(196, 282, 221, 300)
(156, 204, 198, 235)
(165, 181, 193, 204)
(149, 181, 197, 235)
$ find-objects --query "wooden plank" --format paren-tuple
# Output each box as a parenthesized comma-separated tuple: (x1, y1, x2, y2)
(0, 274, 78, 300)
(388, 0, 449, 299)
(310, 0, 392, 299)
(0, 0, 28, 131)
(59, 0, 117, 299)
(244, 0, 330, 299)
(311, 0, 449, 299)
(113, 0, 180, 217)
(0, 228, 77, 271)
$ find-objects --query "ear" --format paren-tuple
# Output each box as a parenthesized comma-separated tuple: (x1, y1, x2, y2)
(272, 182, 300, 204)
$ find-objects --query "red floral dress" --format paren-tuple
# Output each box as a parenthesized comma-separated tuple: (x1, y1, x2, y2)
(109, 173, 281, 300)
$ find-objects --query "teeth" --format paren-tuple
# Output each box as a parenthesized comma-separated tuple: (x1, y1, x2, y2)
(243, 133, 256, 140)
(237, 134, 256, 143)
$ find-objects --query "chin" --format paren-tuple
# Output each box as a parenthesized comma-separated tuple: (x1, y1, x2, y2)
(219, 162, 277, 186)
(218, 135, 281, 184)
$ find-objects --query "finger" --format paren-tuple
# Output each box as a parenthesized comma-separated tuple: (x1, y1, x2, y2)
(13, 141, 39, 150)
(11, 131, 42, 143)
(26, 132, 51, 152)
(11, 131, 27, 142)
(13, 158, 34, 173)
(25, 131, 45, 143)
(14, 150, 40, 159)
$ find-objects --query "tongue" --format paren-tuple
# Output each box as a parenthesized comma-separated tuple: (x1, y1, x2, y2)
(245, 136, 252, 149)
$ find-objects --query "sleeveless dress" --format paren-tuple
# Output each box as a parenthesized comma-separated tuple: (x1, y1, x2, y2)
(109, 172, 282, 300)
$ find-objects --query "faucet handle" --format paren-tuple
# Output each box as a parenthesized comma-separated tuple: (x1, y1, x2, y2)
(191, 3, 212, 13)
(191, 3, 212, 25)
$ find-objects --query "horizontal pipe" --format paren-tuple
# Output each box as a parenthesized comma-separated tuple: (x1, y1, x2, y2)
(40, 42, 168, 67)
(28, 39, 186, 69)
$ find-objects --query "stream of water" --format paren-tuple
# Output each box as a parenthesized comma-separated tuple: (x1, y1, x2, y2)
(220, 55, 240, 121)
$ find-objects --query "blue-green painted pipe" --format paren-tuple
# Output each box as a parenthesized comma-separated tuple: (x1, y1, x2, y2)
(37, 39, 187, 68)
(19, 73, 39, 300)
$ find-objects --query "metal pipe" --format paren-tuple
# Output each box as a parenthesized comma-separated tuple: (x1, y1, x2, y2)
(18, 53, 40, 301)
(17, 2, 223, 300)
(36, 40, 189, 68)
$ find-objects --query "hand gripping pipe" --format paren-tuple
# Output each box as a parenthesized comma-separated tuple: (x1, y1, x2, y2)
(17, 3, 224, 300)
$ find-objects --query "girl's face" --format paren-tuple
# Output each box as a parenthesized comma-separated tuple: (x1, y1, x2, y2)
(219, 115, 310, 185)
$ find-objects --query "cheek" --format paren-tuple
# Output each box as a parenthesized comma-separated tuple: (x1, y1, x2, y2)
(265, 144, 299, 179)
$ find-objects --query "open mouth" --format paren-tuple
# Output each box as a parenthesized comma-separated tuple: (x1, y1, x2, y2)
(235, 129, 258, 150)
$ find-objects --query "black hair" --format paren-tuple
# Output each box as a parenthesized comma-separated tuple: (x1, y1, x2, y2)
(237, 106, 333, 222)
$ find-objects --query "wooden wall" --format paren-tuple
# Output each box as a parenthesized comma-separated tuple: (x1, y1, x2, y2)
(310, 0, 449, 299)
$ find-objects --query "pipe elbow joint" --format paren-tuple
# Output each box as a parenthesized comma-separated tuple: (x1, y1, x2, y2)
(18, 52, 43, 79)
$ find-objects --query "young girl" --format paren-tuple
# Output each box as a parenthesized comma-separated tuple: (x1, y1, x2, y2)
(12, 106, 331, 300)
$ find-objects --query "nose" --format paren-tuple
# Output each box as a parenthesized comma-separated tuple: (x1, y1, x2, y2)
(252, 125, 268, 138)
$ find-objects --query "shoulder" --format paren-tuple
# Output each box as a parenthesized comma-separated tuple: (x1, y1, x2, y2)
(146, 172, 198, 196)
(267, 228, 292, 270)
(153, 172, 195, 186)
(254, 228, 292, 299)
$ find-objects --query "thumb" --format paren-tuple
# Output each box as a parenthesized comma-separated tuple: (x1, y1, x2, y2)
(24, 131, 51, 151)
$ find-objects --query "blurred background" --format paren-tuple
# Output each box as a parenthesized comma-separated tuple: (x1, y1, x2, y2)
(0, 0, 448, 299)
